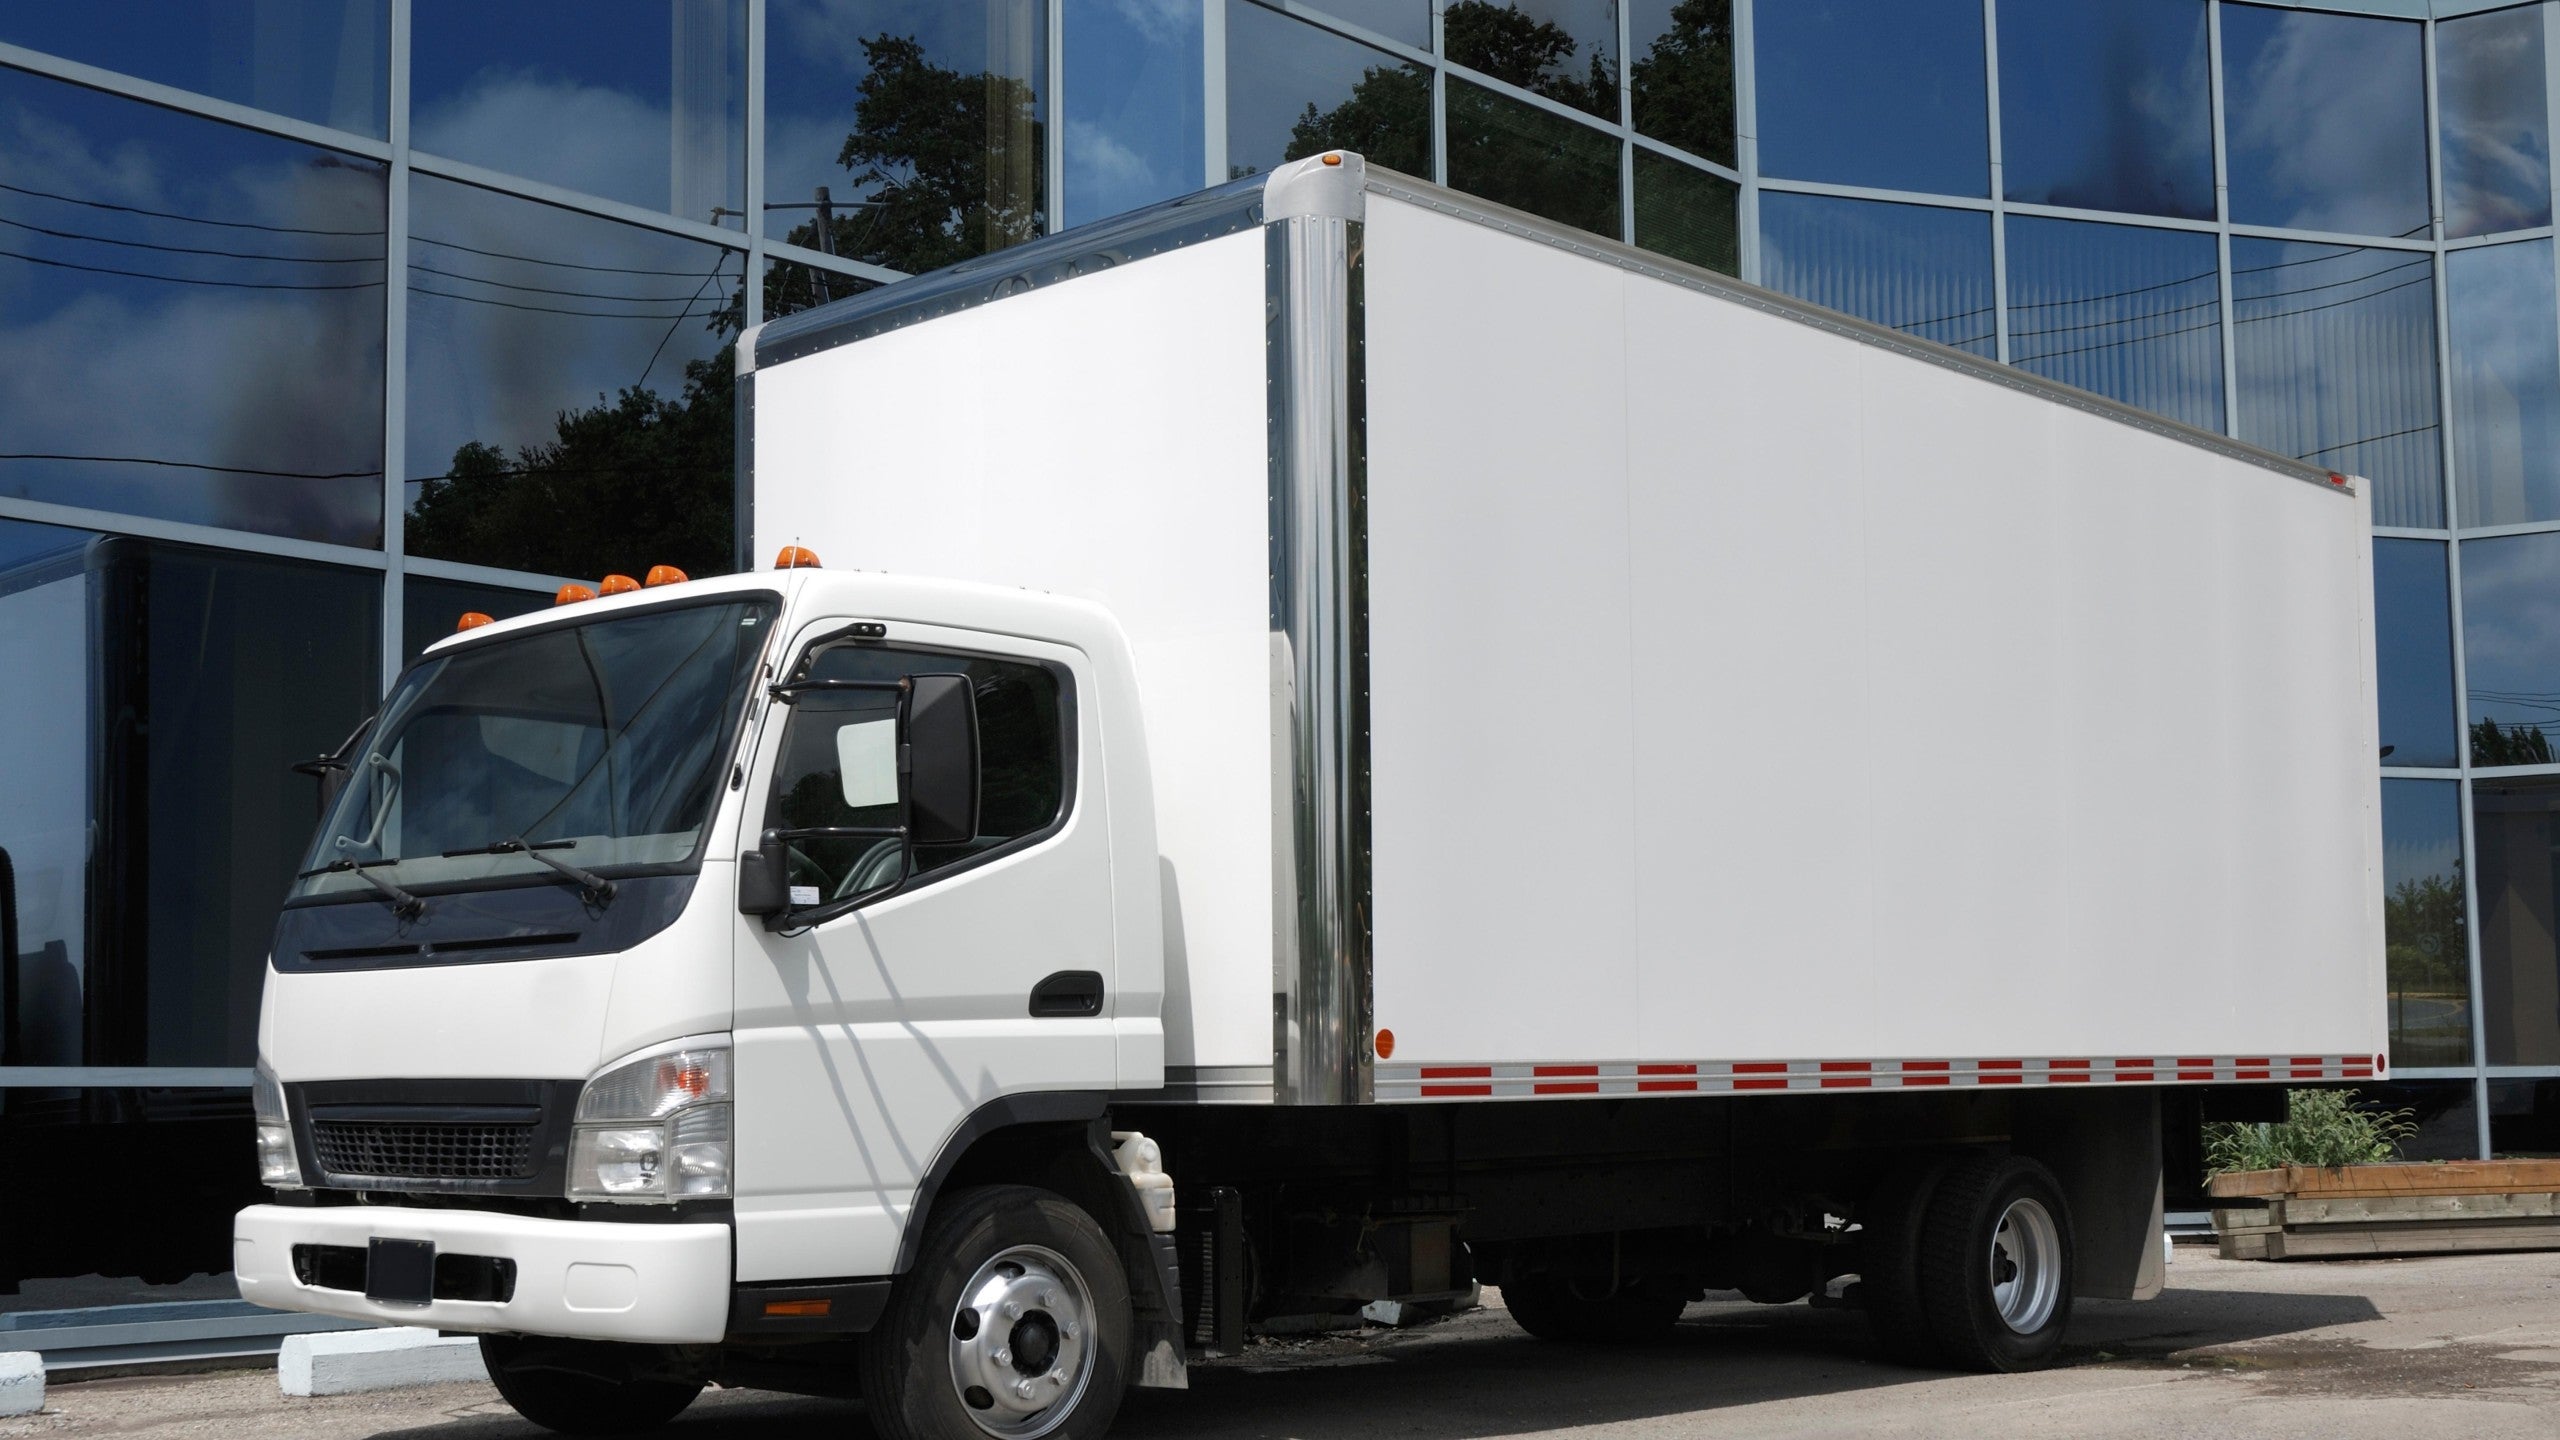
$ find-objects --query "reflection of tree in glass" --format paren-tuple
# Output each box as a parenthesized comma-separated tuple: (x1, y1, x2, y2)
(2385, 866, 2467, 1065)
(1444, 2, 1616, 116)
(2474, 717, 2556, 766)
(1629, 0, 1735, 168)
(1282, 63, 1430, 175)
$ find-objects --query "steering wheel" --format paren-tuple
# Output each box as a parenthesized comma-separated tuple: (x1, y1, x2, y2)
(832, 839, 906, 900)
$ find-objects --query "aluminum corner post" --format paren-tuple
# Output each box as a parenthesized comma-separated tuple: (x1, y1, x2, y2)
(1265, 153, 1372, 1107)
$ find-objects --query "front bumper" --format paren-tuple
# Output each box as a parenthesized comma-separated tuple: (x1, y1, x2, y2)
(235, 1204, 731, 1345)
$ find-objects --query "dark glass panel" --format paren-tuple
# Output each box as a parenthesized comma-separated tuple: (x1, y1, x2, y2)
(0, 0, 387, 136)
(1632, 150, 1737, 276)
(2002, 215, 2221, 431)
(402, 575, 551, 663)
(1759, 193, 1995, 358)
(2365, 1081, 2478, 1161)
(1064, 0, 1205, 226)
(1226, 0, 1429, 179)
(404, 176, 742, 583)
(1445, 79, 1620, 239)
(0, 519, 102, 1069)
(2449, 239, 2560, 528)
(1752, 0, 1984, 196)
(2222, 5, 2428, 239)
(2462, 531, 2560, 767)
(2477, 776, 2560, 1065)
(1293, 0, 1430, 50)
(763, 257, 883, 323)
(411, 1, 745, 228)
(1995, 0, 2213, 220)
(1627, 0, 1735, 169)
(2491, 1079, 2560, 1157)
(2382, 779, 2470, 1069)
(2440, 5, 2552, 239)
(2230, 238, 2440, 527)
(0, 68, 385, 546)
(765, 0, 1045, 269)
(2373, 539, 2457, 770)
(1443, 0, 1618, 119)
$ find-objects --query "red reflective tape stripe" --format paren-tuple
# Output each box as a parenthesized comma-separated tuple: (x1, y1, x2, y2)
(2237, 1058, 2271, 1068)
(2177, 1070, 2214, 1081)
(1980, 1075, 2022, 1085)
(1980, 1060, 2024, 1070)
(2116, 1059, 2155, 1069)
(1902, 1075, 1950, 1086)
(1534, 1081, 1599, 1095)
(1819, 1076, 1872, 1089)
(2235, 1070, 2271, 1081)
(2290, 1057, 2324, 1067)
(1732, 1062, 1788, 1074)
(1419, 1084, 1491, 1097)
(1819, 1061, 1872, 1073)
(1636, 1064, 1697, 1076)
(2114, 1072, 2156, 1082)
(2050, 1073, 2089, 1083)
(1419, 1067, 1491, 1079)
(1901, 1060, 1951, 1072)
(1532, 1065, 1598, 1078)
(2049, 1059, 2091, 1069)
(1637, 1079, 1698, 1092)
(1735, 1078, 1787, 1090)
(2179, 1058, 2214, 1068)
(2290, 1067, 2324, 1079)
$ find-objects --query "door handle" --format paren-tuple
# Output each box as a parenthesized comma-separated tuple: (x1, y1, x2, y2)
(1029, 970, 1105, 1018)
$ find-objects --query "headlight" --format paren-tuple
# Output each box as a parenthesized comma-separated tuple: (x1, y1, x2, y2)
(568, 1041, 730, 1201)
(253, 1061, 303, 1188)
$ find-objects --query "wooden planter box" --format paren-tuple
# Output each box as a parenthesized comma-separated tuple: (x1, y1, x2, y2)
(2208, 1160, 2560, 1259)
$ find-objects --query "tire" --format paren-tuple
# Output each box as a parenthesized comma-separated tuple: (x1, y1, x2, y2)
(1915, 1153, 2074, 1372)
(858, 1185, 1132, 1440)
(477, 1336, 702, 1435)
(1501, 1273, 1685, 1345)
(1857, 1155, 1952, 1366)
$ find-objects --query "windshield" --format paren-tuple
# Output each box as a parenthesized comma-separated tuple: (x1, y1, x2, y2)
(291, 596, 778, 902)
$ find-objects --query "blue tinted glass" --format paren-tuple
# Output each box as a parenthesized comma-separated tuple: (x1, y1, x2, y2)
(1227, 0, 1429, 178)
(2222, 6, 2428, 239)
(1759, 193, 1995, 357)
(2381, 778, 2469, 1068)
(0, 68, 385, 546)
(0, 1, 386, 136)
(2373, 539, 2457, 768)
(2463, 531, 2560, 767)
(1444, 0, 1620, 119)
(2231, 238, 2440, 526)
(2440, 5, 2552, 239)
(1628, 0, 1735, 168)
(1996, 0, 2212, 220)
(2450, 240, 2560, 529)
(766, 0, 1046, 269)
(2003, 216, 2220, 431)
(1064, 0, 1205, 225)
(1754, 0, 1985, 196)
(412, 1, 745, 228)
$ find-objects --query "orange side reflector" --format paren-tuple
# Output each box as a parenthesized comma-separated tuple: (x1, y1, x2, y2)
(1375, 1028, 1396, 1060)
(645, 564, 688, 587)
(763, 1298, 832, 1318)
(1322, 152, 1342, 167)
(775, 545, 822, 570)
(599, 573, 640, 595)
(456, 611, 494, 632)
(555, 584, 597, 606)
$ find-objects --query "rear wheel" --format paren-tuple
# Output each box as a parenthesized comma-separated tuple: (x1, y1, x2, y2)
(477, 1336, 702, 1435)
(1857, 1155, 1952, 1365)
(1915, 1153, 2073, 1372)
(1500, 1274, 1685, 1344)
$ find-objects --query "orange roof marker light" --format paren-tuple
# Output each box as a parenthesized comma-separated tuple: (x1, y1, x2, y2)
(554, 583, 597, 606)
(775, 545, 822, 570)
(645, 564, 688, 587)
(599, 573, 641, 595)
(455, 611, 495, 632)
(1321, 152, 1342, 166)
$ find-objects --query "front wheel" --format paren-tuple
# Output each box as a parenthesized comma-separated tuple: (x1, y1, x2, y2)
(477, 1336, 702, 1435)
(1500, 1274, 1686, 1344)
(858, 1184, 1132, 1440)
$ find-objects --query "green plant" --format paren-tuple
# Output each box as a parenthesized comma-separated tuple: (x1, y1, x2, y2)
(2202, 1089, 2419, 1174)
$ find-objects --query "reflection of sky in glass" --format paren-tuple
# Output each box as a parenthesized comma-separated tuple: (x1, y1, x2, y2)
(1996, 0, 2212, 220)
(0, 67, 386, 547)
(1755, 0, 1984, 197)
(2462, 531, 2560, 762)
(0, 1, 387, 136)
(2450, 240, 2560, 529)
(0, 516, 97, 579)
(2380, 777, 2467, 1068)
(2440, 6, 2552, 239)
(2003, 215, 2220, 431)
(413, 1, 744, 228)
(2230, 237, 2440, 526)
(2373, 539, 2457, 769)
(2222, 5, 2427, 239)
(1760, 192, 1995, 358)
(1226, 0, 1428, 178)
(1295, 0, 1430, 49)
(1064, 0, 1205, 226)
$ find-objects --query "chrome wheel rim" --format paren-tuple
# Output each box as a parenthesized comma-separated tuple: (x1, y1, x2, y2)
(1987, 1196, 2062, 1335)
(946, 1244, 1097, 1438)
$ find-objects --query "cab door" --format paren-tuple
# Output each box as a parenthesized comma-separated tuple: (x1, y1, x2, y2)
(728, 618, 1117, 1284)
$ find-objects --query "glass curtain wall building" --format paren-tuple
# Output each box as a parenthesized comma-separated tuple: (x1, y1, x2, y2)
(1, 0, 2557, 1282)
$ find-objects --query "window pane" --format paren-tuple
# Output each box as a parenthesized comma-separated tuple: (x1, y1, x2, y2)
(404, 176, 742, 582)
(2439, 5, 2552, 239)
(1753, 0, 1984, 196)
(2383, 779, 2470, 1068)
(2003, 215, 2221, 431)
(2374, 539, 2457, 769)
(2449, 239, 2560, 528)
(1627, 0, 1736, 169)
(1996, 0, 2213, 220)
(1293, 0, 1430, 50)
(766, 0, 1045, 269)
(412, 1, 745, 229)
(2230, 238, 2441, 527)
(0, 519, 101, 1068)
(0, 68, 385, 547)
(1064, 0, 1205, 226)
(2477, 776, 2560, 1065)
(1444, 0, 1618, 120)
(2368, 1080, 2478, 1161)
(2491, 1079, 2560, 1157)
(1226, 0, 1430, 179)
(1445, 78, 1621, 239)
(402, 575, 550, 662)
(2462, 530, 2560, 767)
(1759, 193, 1995, 358)
(0, 0, 387, 136)
(1632, 150, 1737, 276)
(763, 256, 882, 324)
(2222, 6, 2428, 240)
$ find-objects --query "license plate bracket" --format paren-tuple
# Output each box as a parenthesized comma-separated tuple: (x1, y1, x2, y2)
(365, 1237, 436, 1305)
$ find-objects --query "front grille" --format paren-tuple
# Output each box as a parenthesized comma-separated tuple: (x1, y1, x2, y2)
(311, 1120, 536, 1182)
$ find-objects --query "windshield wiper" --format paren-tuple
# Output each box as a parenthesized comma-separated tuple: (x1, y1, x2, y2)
(297, 857, 426, 921)
(442, 837, 617, 907)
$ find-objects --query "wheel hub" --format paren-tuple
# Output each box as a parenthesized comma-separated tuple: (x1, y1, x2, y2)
(1987, 1196, 2061, 1335)
(947, 1245, 1096, 1438)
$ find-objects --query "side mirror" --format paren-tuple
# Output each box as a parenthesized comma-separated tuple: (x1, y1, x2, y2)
(738, 841, 790, 918)
(905, 674, 981, 847)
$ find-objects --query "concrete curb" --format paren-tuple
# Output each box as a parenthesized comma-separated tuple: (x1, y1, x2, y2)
(0, 1351, 43, 1416)
(279, 1328, 487, 1397)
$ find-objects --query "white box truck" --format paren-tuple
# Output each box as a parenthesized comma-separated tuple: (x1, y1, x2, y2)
(235, 152, 2384, 1439)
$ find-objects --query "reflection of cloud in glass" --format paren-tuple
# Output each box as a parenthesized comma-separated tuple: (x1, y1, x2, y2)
(1752, 0, 1984, 197)
(1223, 0, 1428, 179)
(2222, 6, 2428, 238)
(1063, 0, 1204, 226)
(1760, 193, 1996, 358)
(2448, 240, 2560, 529)
(2440, 6, 2553, 240)
(1996, 0, 2212, 221)
(2003, 215, 2220, 431)
(2461, 531, 2560, 751)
